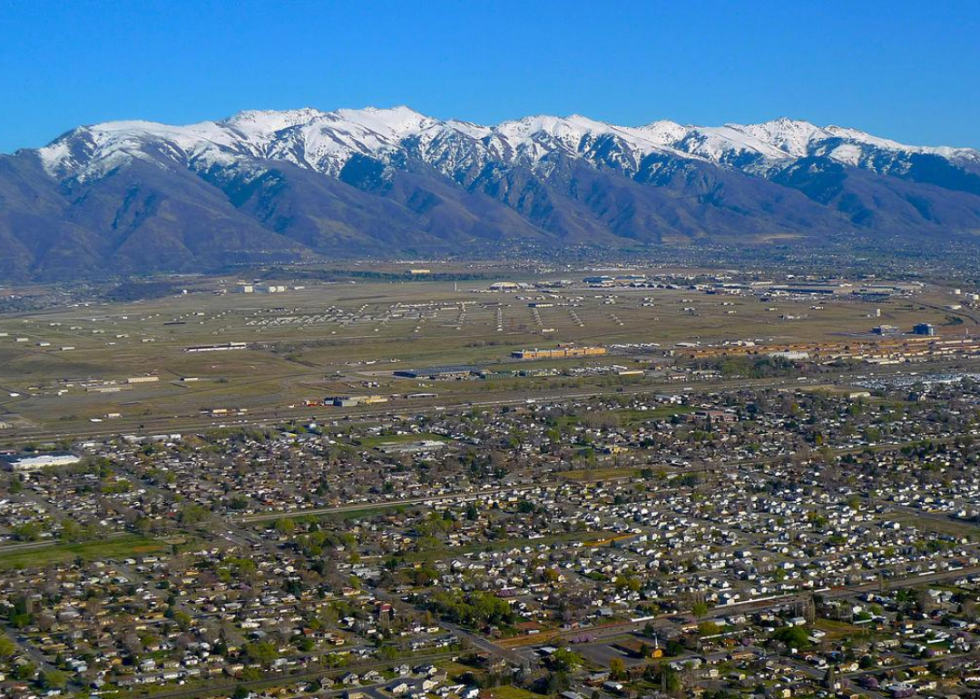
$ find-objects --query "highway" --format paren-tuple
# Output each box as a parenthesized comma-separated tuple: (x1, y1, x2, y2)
(4, 351, 970, 449)
(1, 373, 837, 446)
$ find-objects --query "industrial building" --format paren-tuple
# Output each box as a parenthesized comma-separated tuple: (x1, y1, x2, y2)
(394, 365, 482, 379)
(126, 375, 160, 384)
(328, 395, 389, 407)
(511, 346, 607, 360)
(185, 342, 248, 353)
(2, 452, 81, 472)
(872, 325, 901, 336)
(488, 281, 531, 291)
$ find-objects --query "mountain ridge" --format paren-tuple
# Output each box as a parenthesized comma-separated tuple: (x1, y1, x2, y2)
(34, 107, 979, 183)
(2, 107, 980, 281)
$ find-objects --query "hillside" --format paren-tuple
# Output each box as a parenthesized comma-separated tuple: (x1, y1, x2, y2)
(2, 107, 980, 280)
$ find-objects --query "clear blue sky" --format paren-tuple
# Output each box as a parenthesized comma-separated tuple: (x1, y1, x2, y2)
(1, 0, 978, 154)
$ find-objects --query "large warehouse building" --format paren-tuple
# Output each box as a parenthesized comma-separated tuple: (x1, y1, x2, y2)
(2, 452, 82, 472)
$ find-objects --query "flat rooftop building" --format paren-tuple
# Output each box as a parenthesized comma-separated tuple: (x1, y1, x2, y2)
(512, 346, 606, 360)
(395, 365, 481, 379)
(185, 342, 248, 353)
(2, 452, 81, 472)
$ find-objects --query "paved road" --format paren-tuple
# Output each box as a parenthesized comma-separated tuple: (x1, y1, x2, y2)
(0, 375, 817, 445)
(240, 486, 533, 523)
(1, 625, 83, 692)
(119, 650, 459, 699)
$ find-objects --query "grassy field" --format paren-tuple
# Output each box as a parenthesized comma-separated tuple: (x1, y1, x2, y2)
(0, 535, 169, 570)
(814, 618, 868, 641)
(484, 685, 542, 699)
(560, 467, 642, 481)
(0, 271, 968, 438)
(892, 513, 978, 539)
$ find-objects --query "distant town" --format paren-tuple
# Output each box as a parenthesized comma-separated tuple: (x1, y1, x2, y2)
(4, 260, 980, 699)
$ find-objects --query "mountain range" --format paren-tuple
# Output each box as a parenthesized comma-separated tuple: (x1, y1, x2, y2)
(2, 106, 980, 280)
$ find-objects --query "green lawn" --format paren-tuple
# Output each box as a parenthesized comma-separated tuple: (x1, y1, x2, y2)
(486, 685, 542, 699)
(0, 535, 168, 570)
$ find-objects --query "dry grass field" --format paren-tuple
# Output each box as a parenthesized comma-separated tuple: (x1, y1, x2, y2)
(0, 269, 968, 439)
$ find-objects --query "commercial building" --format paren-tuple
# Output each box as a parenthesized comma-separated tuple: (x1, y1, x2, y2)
(511, 346, 607, 360)
(328, 395, 389, 407)
(872, 325, 901, 336)
(2, 453, 81, 472)
(394, 365, 481, 380)
(489, 281, 530, 291)
(769, 283, 849, 295)
(185, 342, 248, 353)
(768, 350, 810, 360)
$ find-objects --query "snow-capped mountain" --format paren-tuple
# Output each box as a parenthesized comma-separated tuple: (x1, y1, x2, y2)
(35, 106, 980, 183)
(2, 107, 980, 280)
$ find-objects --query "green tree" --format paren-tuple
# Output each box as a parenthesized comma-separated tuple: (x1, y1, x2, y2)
(274, 518, 296, 535)
(772, 625, 811, 650)
(178, 504, 210, 525)
(698, 621, 722, 636)
(0, 635, 16, 660)
(40, 669, 69, 690)
(543, 671, 570, 695)
(13, 662, 36, 681)
(243, 641, 278, 666)
(549, 648, 583, 672)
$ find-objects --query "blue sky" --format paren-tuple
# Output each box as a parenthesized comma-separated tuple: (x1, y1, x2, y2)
(1, 0, 978, 153)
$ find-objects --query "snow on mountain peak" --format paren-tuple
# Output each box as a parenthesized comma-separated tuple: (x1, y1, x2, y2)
(32, 107, 980, 183)
(637, 120, 690, 144)
(332, 106, 434, 136)
(729, 118, 833, 157)
(223, 107, 327, 129)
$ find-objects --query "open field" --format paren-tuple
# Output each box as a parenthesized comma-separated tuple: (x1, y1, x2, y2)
(0, 535, 168, 570)
(0, 269, 971, 441)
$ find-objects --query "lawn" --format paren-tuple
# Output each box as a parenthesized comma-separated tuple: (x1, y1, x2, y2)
(0, 535, 168, 570)
(485, 685, 542, 699)
(813, 618, 867, 641)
